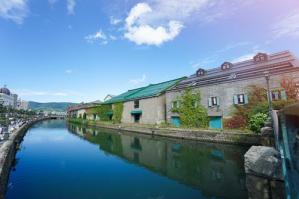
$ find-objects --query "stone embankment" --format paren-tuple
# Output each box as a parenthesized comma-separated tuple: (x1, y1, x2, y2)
(245, 146, 285, 199)
(0, 117, 51, 199)
(68, 119, 261, 146)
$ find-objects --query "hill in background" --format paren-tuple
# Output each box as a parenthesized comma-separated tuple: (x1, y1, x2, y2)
(28, 101, 78, 112)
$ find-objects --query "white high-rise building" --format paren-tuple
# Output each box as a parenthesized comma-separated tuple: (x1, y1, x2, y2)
(0, 85, 18, 108)
(17, 99, 29, 110)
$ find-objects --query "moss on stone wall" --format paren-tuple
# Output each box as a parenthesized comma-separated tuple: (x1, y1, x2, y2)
(112, 102, 123, 124)
(86, 104, 112, 121)
(173, 89, 208, 128)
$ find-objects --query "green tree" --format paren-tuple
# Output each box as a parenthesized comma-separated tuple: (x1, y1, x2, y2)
(174, 89, 208, 128)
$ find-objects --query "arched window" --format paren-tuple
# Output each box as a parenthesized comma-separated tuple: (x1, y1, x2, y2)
(196, 68, 205, 77)
(253, 53, 268, 63)
(221, 62, 233, 70)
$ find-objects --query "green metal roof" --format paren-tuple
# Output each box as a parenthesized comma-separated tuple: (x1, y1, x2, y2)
(103, 87, 145, 104)
(104, 77, 186, 104)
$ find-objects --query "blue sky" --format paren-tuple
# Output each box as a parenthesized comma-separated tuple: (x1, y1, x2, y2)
(1, 0, 299, 103)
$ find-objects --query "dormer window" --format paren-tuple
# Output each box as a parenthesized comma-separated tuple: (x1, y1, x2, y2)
(253, 53, 268, 63)
(221, 62, 233, 70)
(196, 69, 205, 77)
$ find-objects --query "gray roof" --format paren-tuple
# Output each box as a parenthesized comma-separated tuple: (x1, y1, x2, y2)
(170, 51, 299, 91)
(0, 86, 11, 95)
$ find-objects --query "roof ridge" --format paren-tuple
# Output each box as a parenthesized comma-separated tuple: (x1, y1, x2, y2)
(128, 77, 185, 91)
(125, 77, 186, 100)
(125, 86, 148, 99)
(105, 77, 186, 104)
(146, 76, 186, 86)
(194, 50, 294, 73)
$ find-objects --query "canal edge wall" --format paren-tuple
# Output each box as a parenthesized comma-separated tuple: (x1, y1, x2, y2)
(67, 119, 261, 146)
(0, 118, 49, 199)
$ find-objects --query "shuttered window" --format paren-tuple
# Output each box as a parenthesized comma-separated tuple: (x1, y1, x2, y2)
(172, 101, 180, 109)
(271, 90, 287, 101)
(234, 94, 248, 105)
(134, 100, 139, 109)
(208, 97, 220, 107)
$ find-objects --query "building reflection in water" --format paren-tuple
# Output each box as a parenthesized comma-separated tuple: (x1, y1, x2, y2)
(67, 123, 248, 199)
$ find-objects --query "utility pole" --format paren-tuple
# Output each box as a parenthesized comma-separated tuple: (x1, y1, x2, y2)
(264, 71, 273, 116)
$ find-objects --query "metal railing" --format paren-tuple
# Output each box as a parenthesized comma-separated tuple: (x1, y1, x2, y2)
(272, 104, 299, 199)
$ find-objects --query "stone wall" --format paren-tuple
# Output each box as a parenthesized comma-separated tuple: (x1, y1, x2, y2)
(166, 71, 299, 122)
(122, 95, 166, 125)
(68, 119, 261, 146)
(244, 146, 285, 199)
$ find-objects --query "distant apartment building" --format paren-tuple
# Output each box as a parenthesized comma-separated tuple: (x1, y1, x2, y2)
(67, 101, 102, 120)
(0, 85, 18, 108)
(166, 51, 299, 129)
(17, 99, 29, 110)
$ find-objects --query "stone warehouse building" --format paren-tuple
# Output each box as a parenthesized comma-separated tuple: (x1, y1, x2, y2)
(105, 78, 185, 125)
(67, 101, 102, 120)
(166, 51, 299, 129)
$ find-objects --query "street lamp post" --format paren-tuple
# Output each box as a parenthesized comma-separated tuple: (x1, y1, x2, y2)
(264, 71, 273, 117)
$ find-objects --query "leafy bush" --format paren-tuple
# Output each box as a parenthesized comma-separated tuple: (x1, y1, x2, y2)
(225, 82, 298, 130)
(223, 116, 247, 129)
(249, 101, 269, 118)
(248, 113, 268, 134)
(174, 89, 208, 128)
(86, 104, 112, 121)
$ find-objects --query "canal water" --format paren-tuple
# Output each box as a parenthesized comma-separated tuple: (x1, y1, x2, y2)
(6, 120, 249, 199)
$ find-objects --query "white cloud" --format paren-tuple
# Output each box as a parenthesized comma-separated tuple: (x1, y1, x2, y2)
(218, 41, 250, 53)
(190, 41, 252, 69)
(67, 0, 76, 15)
(85, 30, 117, 45)
(124, 3, 183, 46)
(231, 47, 267, 63)
(110, 16, 121, 25)
(109, 35, 117, 40)
(191, 56, 215, 69)
(48, 0, 58, 5)
(145, 0, 213, 23)
(122, 0, 260, 46)
(231, 53, 255, 63)
(129, 74, 147, 84)
(125, 20, 183, 46)
(65, 69, 72, 74)
(0, 0, 28, 24)
(85, 30, 108, 45)
(16, 89, 70, 97)
(272, 9, 299, 39)
(125, 3, 152, 27)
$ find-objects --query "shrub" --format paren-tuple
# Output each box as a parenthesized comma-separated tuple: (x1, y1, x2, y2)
(281, 76, 299, 100)
(174, 89, 208, 128)
(223, 116, 247, 129)
(86, 104, 112, 121)
(248, 113, 268, 134)
(249, 101, 269, 118)
(225, 83, 297, 130)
